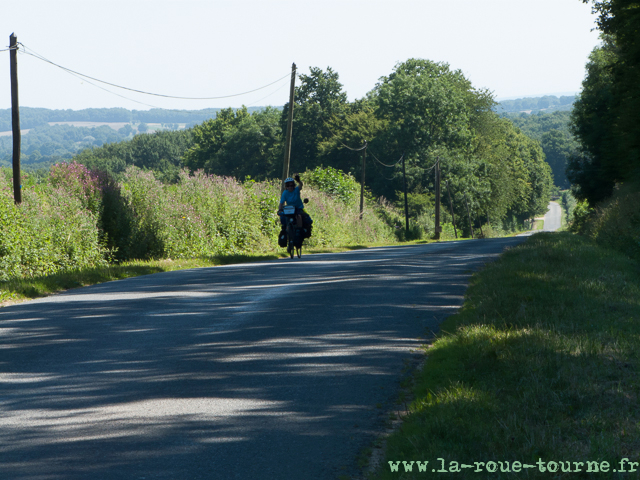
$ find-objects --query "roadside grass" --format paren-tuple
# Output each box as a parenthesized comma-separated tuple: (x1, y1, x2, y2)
(371, 232, 640, 479)
(0, 256, 269, 305)
(0, 241, 410, 306)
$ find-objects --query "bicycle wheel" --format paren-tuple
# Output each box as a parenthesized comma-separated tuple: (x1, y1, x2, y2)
(286, 225, 295, 259)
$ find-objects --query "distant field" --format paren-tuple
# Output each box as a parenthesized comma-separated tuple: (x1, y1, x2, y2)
(0, 129, 31, 137)
(0, 122, 187, 136)
(48, 121, 130, 130)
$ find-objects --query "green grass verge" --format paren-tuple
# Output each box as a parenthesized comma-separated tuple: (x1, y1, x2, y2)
(0, 242, 406, 306)
(0, 256, 266, 305)
(372, 232, 640, 479)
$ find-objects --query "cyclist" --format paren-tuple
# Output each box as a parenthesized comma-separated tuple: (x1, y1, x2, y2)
(278, 174, 312, 234)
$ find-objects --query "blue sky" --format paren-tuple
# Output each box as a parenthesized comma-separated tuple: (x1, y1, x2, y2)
(1, 0, 601, 111)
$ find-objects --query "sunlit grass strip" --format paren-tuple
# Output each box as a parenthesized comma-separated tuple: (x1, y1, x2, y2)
(0, 242, 401, 306)
(373, 232, 640, 479)
(0, 255, 274, 305)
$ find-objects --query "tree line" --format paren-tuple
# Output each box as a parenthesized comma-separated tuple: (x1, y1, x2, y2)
(0, 106, 266, 132)
(561, 0, 640, 262)
(569, 0, 640, 205)
(496, 95, 575, 114)
(0, 124, 131, 170)
(74, 58, 553, 236)
(505, 111, 577, 189)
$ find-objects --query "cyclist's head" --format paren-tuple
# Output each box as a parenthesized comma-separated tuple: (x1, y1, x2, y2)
(284, 177, 295, 188)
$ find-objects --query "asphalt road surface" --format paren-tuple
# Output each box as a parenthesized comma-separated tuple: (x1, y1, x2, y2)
(541, 201, 562, 232)
(517, 201, 562, 237)
(1, 237, 529, 480)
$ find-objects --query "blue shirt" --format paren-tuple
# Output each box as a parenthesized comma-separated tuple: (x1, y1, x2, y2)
(280, 186, 304, 209)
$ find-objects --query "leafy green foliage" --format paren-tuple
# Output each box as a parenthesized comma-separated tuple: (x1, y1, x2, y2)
(0, 124, 129, 171)
(183, 107, 282, 180)
(570, 1, 640, 204)
(398, 191, 433, 218)
(569, 199, 595, 235)
(1, 160, 396, 280)
(74, 128, 195, 183)
(302, 166, 359, 204)
(0, 171, 108, 281)
(374, 59, 488, 155)
(365, 58, 551, 235)
(502, 111, 577, 189)
(560, 189, 577, 224)
(577, 183, 640, 260)
(569, 36, 619, 204)
(584, 1, 640, 178)
(282, 67, 350, 171)
(540, 129, 573, 188)
(8, 61, 553, 244)
(504, 110, 574, 139)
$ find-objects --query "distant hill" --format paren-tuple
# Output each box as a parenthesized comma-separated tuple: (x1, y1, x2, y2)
(0, 106, 270, 133)
(496, 95, 576, 114)
(0, 106, 276, 172)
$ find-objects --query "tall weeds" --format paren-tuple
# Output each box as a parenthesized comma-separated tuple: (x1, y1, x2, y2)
(0, 163, 396, 281)
(0, 166, 108, 281)
(583, 183, 640, 261)
(571, 182, 640, 261)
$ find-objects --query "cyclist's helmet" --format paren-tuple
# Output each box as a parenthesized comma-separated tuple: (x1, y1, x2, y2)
(284, 177, 295, 186)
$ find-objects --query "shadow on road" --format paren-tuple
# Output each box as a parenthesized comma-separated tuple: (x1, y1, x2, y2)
(0, 239, 524, 479)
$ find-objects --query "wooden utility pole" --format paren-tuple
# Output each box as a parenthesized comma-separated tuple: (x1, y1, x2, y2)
(10, 33, 21, 204)
(402, 153, 409, 232)
(359, 141, 367, 219)
(281, 63, 296, 190)
(446, 180, 458, 239)
(434, 158, 441, 240)
(464, 193, 474, 239)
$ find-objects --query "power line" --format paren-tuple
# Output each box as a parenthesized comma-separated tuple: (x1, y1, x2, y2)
(14, 47, 285, 121)
(17, 42, 290, 101)
(247, 81, 289, 107)
(19, 47, 164, 110)
(368, 149, 404, 168)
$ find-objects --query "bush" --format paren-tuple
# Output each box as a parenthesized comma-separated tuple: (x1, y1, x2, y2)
(301, 166, 359, 204)
(561, 190, 577, 225)
(49, 161, 107, 215)
(114, 166, 395, 259)
(1, 163, 398, 279)
(0, 175, 108, 281)
(582, 184, 640, 260)
(569, 199, 594, 234)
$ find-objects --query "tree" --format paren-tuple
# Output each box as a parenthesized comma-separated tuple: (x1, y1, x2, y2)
(569, 36, 618, 203)
(541, 129, 573, 189)
(369, 58, 495, 201)
(570, 1, 640, 204)
(183, 107, 282, 180)
(215, 107, 283, 180)
(374, 59, 487, 155)
(281, 67, 349, 172)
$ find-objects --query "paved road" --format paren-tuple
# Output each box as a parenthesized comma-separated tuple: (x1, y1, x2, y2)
(542, 201, 562, 232)
(517, 201, 562, 237)
(1, 238, 527, 480)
